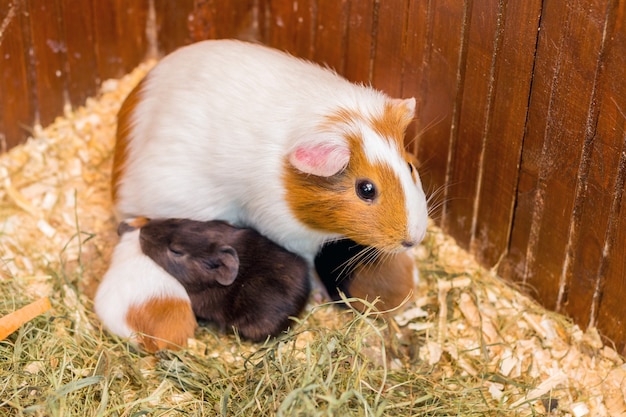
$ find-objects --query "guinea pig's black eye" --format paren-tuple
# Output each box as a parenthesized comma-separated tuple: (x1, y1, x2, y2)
(355, 179, 377, 202)
(408, 162, 414, 173)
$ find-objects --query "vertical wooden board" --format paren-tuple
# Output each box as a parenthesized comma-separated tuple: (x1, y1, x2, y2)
(371, 0, 407, 98)
(0, 0, 35, 150)
(187, 0, 218, 41)
(265, 0, 316, 58)
(343, 0, 375, 85)
(154, 0, 194, 55)
(568, 11, 626, 337)
(92, 0, 148, 80)
(212, 0, 258, 40)
(566, 129, 624, 329)
(313, 0, 348, 74)
(444, 0, 501, 249)
(60, 0, 99, 107)
(92, 0, 125, 80)
(499, 2, 567, 284)
(504, 0, 609, 310)
(115, 0, 150, 74)
(414, 0, 467, 223)
(472, 0, 542, 268)
(596, 140, 626, 354)
(400, 0, 428, 154)
(26, 0, 69, 127)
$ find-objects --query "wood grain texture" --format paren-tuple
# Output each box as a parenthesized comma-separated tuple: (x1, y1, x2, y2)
(473, 0, 542, 268)
(60, 0, 99, 107)
(0, 0, 35, 150)
(505, 0, 610, 311)
(414, 0, 468, 223)
(371, 0, 408, 98)
(264, 0, 316, 58)
(188, 0, 260, 43)
(313, 0, 349, 74)
(116, 0, 150, 73)
(444, 0, 502, 249)
(91, 1, 124, 80)
(596, 144, 626, 354)
(186, 0, 218, 41)
(92, 0, 149, 81)
(26, 0, 68, 127)
(154, 0, 194, 55)
(574, 2, 626, 353)
(214, 0, 259, 40)
(400, 0, 428, 154)
(343, 0, 375, 85)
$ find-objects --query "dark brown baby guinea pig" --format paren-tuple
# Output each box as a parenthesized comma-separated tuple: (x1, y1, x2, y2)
(138, 218, 311, 342)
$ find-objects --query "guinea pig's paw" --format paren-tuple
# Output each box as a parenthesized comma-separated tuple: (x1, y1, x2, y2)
(125, 296, 197, 353)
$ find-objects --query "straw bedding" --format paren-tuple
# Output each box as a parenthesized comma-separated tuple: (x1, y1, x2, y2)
(1, 62, 625, 416)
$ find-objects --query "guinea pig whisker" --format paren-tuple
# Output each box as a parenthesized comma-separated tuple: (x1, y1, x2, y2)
(351, 246, 381, 271)
(404, 113, 447, 149)
(325, 236, 351, 245)
(425, 181, 455, 218)
(330, 244, 378, 283)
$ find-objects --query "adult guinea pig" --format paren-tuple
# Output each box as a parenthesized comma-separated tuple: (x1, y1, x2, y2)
(315, 239, 418, 316)
(94, 217, 197, 353)
(112, 39, 428, 261)
(138, 218, 310, 342)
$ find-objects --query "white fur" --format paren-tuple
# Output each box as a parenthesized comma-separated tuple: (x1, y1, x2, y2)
(94, 229, 191, 340)
(115, 39, 428, 260)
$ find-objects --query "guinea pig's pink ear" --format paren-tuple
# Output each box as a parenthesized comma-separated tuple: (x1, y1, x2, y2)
(288, 132, 350, 177)
(390, 97, 417, 129)
(390, 97, 416, 117)
(213, 246, 239, 286)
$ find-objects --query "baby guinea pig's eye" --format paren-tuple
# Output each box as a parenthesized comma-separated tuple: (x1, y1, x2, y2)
(408, 162, 414, 173)
(355, 179, 378, 202)
(168, 243, 185, 256)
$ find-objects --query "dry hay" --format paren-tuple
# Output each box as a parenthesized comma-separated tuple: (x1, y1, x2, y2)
(1, 63, 625, 416)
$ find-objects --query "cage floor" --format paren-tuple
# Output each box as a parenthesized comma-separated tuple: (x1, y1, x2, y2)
(0, 63, 625, 416)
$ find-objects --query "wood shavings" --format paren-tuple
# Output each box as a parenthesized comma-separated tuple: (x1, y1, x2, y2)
(411, 222, 626, 414)
(0, 60, 155, 301)
(511, 371, 567, 407)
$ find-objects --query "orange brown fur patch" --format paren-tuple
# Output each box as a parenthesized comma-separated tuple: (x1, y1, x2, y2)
(125, 296, 197, 352)
(347, 251, 416, 317)
(112, 78, 145, 203)
(370, 101, 415, 146)
(284, 108, 412, 251)
(127, 216, 149, 229)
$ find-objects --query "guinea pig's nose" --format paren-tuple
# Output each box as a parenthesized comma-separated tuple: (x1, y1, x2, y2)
(401, 240, 415, 248)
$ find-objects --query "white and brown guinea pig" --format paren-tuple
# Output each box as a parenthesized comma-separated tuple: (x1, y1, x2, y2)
(112, 39, 428, 261)
(315, 239, 418, 316)
(94, 217, 197, 353)
(138, 218, 310, 342)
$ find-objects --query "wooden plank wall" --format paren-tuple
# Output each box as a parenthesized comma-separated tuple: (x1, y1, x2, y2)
(259, 0, 626, 355)
(1, 0, 625, 353)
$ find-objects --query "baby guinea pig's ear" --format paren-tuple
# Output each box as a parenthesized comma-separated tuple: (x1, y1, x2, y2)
(117, 217, 150, 236)
(208, 246, 240, 286)
(288, 131, 350, 177)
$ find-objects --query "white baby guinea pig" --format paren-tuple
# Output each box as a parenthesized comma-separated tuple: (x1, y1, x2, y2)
(94, 217, 197, 352)
(112, 39, 428, 262)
